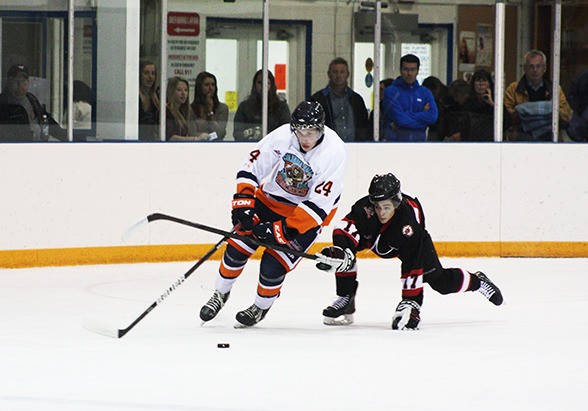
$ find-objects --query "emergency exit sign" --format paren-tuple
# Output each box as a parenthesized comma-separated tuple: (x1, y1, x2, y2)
(167, 12, 200, 36)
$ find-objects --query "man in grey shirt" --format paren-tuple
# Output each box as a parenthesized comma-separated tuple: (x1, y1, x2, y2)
(311, 57, 370, 141)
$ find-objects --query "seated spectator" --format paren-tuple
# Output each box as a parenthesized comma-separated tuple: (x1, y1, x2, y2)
(566, 70, 588, 142)
(165, 76, 210, 141)
(233, 69, 290, 141)
(368, 78, 393, 140)
(422, 76, 448, 141)
(191, 71, 228, 141)
(504, 49, 572, 141)
(138, 60, 160, 141)
(382, 54, 438, 142)
(0, 63, 64, 142)
(311, 57, 370, 141)
(68, 80, 93, 130)
(440, 79, 471, 142)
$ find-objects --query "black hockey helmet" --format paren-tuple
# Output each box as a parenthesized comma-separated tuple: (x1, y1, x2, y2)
(369, 173, 403, 208)
(290, 101, 325, 135)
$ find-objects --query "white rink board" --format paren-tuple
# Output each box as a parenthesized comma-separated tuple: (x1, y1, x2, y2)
(0, 142, 586, 250)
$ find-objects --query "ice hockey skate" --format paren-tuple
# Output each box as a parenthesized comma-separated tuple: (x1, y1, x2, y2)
(323, 294, 356, 325)
(474, 271, 504, 306)
(199, 290, 230, 323)
(234, 303, 270, 328)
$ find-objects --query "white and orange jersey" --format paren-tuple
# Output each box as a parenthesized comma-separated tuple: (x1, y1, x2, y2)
(235, 123, 348, 234)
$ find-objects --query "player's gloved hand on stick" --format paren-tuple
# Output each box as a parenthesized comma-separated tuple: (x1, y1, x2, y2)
(315, 246, 356, 274)
(392, 300, 421, 330)
(231, 194, 256, 232)
(253, 219, 294, 246)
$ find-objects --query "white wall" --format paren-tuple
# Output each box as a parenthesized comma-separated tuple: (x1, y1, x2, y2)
(1, 142, 586, 252)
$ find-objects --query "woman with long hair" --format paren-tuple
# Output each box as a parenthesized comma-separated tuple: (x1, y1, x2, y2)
(233, 69, 290, 141)
(191, 71, 228, 140)
(138, 60, 160, 141)
(165, 76, 209, 141)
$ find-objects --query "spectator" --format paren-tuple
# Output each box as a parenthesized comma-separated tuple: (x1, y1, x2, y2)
(422, 76, 448, 141)
(0, 63, 64, 141)
(441, 79, 471, 142)
(191, 71, 228, 141)
(504, 49, 572, 141)
(165, 76, 210, 141)
(461, 69, 509, 142)
(368, 78, 394, 140)
(233, 69, 290, 141)
(68, 80, 93, 130)
(138, 60, 160, 141)
(382, 54, 438, 142)
(311, 57, 370, 141)
(566, 70, 588, 142)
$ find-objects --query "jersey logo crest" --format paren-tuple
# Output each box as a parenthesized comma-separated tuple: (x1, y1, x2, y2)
(275, 153, 313, 196)
(402, 225, 414, 237)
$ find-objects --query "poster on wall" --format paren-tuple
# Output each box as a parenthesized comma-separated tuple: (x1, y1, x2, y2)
(166, 12, 205, 92)
(458, 31, 476, 73)
(476, 24, 493, 67)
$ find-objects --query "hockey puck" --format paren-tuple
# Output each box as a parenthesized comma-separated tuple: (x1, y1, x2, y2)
(217, 343, 230, 348)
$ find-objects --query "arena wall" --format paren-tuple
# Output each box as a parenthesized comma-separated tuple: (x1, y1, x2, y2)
(1, 142, 586, 268)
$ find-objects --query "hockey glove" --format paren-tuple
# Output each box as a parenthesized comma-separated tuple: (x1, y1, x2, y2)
(315, 246, 356, 274)
(392, 300, 421, 330)
(253, 219, 294, 246)
(231, 194, 256, 232)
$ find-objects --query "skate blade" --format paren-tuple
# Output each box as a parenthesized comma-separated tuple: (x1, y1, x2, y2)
(323, 314, 354, 326)
(234, 321, 253, 329)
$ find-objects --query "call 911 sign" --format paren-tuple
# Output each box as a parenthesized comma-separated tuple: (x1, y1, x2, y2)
(167, 12, 204, 85)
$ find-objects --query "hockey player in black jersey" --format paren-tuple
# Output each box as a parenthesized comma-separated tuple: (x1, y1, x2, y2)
(316, 173, 503, 330)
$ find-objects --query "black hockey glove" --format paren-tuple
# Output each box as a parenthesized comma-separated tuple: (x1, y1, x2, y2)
(392, 300, 421, 330)
(315, 246, 356, 274)
(231, 194, 256, 232)
(252, 219, 294, 246)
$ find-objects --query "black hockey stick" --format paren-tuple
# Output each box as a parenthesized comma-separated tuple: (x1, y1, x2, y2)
(146, 212, 321, 261)
(83, 233, 230, 338)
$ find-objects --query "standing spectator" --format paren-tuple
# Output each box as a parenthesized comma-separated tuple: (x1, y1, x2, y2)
(461, 69, 510, 142)
(504, 49, 572, 141)
(311, 57, 370, 141)
(0, 63, 64, 141)
(422, 76, 448, 141)
(440, 79, 471, 142)
(138, 60, 160, 141)
(165, 76, 209, 141)
(233, 69, 290, 141)
(368, 78, 394, 140)
(191, 71, 228, 140)
(566, 70, 588, 142)
(382, 54, 438, 142)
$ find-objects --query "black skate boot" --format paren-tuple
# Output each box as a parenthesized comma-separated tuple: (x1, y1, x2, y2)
(323, 294, 356, 325)
(199, 290, 230, 323)
(235, 303, 270, 327)
(474, 271, 504, 306)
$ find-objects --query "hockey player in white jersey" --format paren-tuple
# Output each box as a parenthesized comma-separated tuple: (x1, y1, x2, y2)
(200, 100, 348, 327)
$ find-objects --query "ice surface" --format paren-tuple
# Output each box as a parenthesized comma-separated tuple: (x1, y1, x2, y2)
(1, 257, 587, 410)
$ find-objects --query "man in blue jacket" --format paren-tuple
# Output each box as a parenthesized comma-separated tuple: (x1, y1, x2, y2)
(382, 54, 438, 142)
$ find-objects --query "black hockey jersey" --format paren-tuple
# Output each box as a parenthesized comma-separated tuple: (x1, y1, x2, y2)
(332, 193, 431, 302)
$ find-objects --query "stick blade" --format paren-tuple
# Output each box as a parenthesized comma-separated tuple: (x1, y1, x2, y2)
(83, 319, 122, 339)
(121, 217, 149, 243)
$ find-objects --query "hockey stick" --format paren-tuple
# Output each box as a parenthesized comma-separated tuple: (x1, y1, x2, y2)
(146, 212, 322, 261)
(83, 233, 230, 339)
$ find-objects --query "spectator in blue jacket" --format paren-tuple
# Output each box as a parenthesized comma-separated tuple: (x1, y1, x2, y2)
(382, 54, 438, 142)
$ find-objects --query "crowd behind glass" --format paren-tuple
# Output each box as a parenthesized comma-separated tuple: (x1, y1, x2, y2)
(1, 50, 586, 143)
